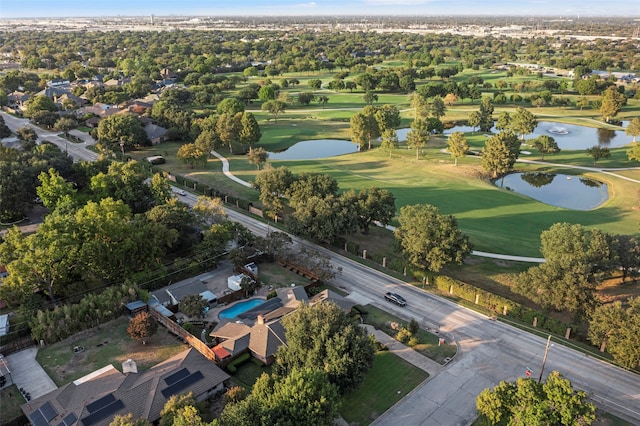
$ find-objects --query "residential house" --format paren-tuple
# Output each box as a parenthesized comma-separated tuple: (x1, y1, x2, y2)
(21, 348, 229, 426)
(144, 123, 168, 145)
(150, 280, 209, 308)
(159, 68, 177, 80)
(309, 289, 354, 313)
(210, 316, 286, 365)
(7, 91, 29, 108)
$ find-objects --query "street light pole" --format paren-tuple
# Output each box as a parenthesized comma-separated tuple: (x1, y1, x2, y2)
(538, 335, 552, 383)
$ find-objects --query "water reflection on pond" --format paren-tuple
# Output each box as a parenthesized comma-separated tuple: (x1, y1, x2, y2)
(267, 139, 358, 160)
(397, 121, 633, 150)
(498, 172, 608, 210)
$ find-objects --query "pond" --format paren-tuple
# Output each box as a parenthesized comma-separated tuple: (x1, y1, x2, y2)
(497, 172, 608, 210)
(435, 121, 634, 150)
(267, 139, 358, 160)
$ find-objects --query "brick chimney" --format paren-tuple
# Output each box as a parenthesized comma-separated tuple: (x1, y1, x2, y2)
(257, 315, 264, 325)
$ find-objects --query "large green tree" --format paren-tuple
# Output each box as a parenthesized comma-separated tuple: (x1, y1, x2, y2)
(406, 118, 430, 159)
(625, 117, 640, 143)
(253, 166, 295, 214)
(476, 372, 596, 426)
(481, 131, 520, 179)
(354, 186, 396, 233)
(599, 86, 626, 122)
(350, 111, 379, 151)
(509, 107, 537, 140)
(247, 147, 268, 170)
(239, 112, 262, 148)
(177, 143, 207, 168)
(394, 204, 472, 272)
(96, 113, 148, 149)
(261, 100, 286, 124)
(532, 135, 560, 160)
(585, 145, 610, 166)
(275, 302, 375, 394)
(286, 173, 339, 209)
(288, 195, 357, 243)
(588, 297, 640, 368)
(514, 223, 613, 313)
(447, 131, 469, 166)
(24, 95, 57, 118)
(221, 368, 339, 426)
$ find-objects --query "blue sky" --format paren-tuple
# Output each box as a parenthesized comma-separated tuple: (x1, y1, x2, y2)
(1, 0, 635, 18)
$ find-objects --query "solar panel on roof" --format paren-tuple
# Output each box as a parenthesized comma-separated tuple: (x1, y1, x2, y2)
(86, 393, 115, 413)
(40, 401, 59, 421)
(81, 400, 124, 426)
(29, 410, 48, 426)
(164, 367, 189, 386)
(161, 371, 204, 398)
(57, 413, 77, 426)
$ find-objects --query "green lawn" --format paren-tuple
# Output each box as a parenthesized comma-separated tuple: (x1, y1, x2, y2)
(340, 350, 429, 425)
(361, 304, 457, 363)
(229, 360, 273, 389)
(258, 262, 313, 288)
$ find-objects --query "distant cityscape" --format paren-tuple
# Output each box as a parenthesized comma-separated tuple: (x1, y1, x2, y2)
(1, 15, 639, 40)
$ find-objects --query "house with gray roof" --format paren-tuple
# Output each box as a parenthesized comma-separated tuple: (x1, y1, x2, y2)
(21, 348, 229, 426)
(210, 316, 287, 365)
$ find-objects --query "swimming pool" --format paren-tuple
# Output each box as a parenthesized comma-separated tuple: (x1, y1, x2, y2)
(218, 299, 265, 319)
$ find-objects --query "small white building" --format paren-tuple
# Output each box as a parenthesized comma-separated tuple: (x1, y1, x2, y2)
(227, 274, 248, 292)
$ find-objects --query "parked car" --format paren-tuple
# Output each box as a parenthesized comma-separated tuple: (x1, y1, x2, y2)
(384, 292, 406, 307)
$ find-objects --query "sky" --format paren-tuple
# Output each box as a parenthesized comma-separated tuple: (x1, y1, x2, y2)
(1, 0, 637, 19)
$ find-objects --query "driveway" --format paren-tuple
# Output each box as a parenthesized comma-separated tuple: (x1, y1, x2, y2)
(6, 347, 57, 400)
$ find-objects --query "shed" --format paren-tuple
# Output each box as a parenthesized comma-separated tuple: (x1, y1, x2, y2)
(124, 300, 148, 316)
(227, 274, 246, 292)
(200, 291, 217, 304)
(151, 304, 176, 321)
(0, 314, 9, 337)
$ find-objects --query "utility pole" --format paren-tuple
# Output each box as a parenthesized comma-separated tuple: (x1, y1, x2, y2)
(538, 335, 552, 383)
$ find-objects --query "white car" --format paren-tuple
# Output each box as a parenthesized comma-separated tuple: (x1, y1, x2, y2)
(176, 189, 187, 196)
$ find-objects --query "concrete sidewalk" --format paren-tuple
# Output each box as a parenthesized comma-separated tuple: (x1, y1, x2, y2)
(362, 324, 443, 376)
(6, 347, 57, 400)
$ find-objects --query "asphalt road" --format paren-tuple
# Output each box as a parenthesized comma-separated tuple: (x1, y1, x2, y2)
(1, 112, 97, 162)
(223, 209, 640, 425)
(8, 114, 639, 424)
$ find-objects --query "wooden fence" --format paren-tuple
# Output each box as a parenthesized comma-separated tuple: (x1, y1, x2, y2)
(148, 308, 217, 363)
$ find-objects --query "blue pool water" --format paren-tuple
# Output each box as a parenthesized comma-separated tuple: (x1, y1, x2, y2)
(219, 299, 265, 319)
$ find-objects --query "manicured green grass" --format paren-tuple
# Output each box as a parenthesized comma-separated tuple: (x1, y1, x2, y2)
(230, 360, 273, 389)
(361, 304, 457, 363)
(340, 350, 429, 425)
(37, 317, 188, 386)
(257, 262, 312, 288)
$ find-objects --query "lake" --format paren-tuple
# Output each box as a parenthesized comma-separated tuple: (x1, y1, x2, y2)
(438, 121, 633, 150)
(267, 139, 358, 160)
(498, 172, 608, 210)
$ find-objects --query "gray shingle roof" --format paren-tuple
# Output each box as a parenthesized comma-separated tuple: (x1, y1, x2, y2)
(22, 349, 229, 426)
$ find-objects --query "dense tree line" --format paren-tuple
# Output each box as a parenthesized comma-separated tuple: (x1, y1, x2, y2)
(253, 166, 395, 243)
